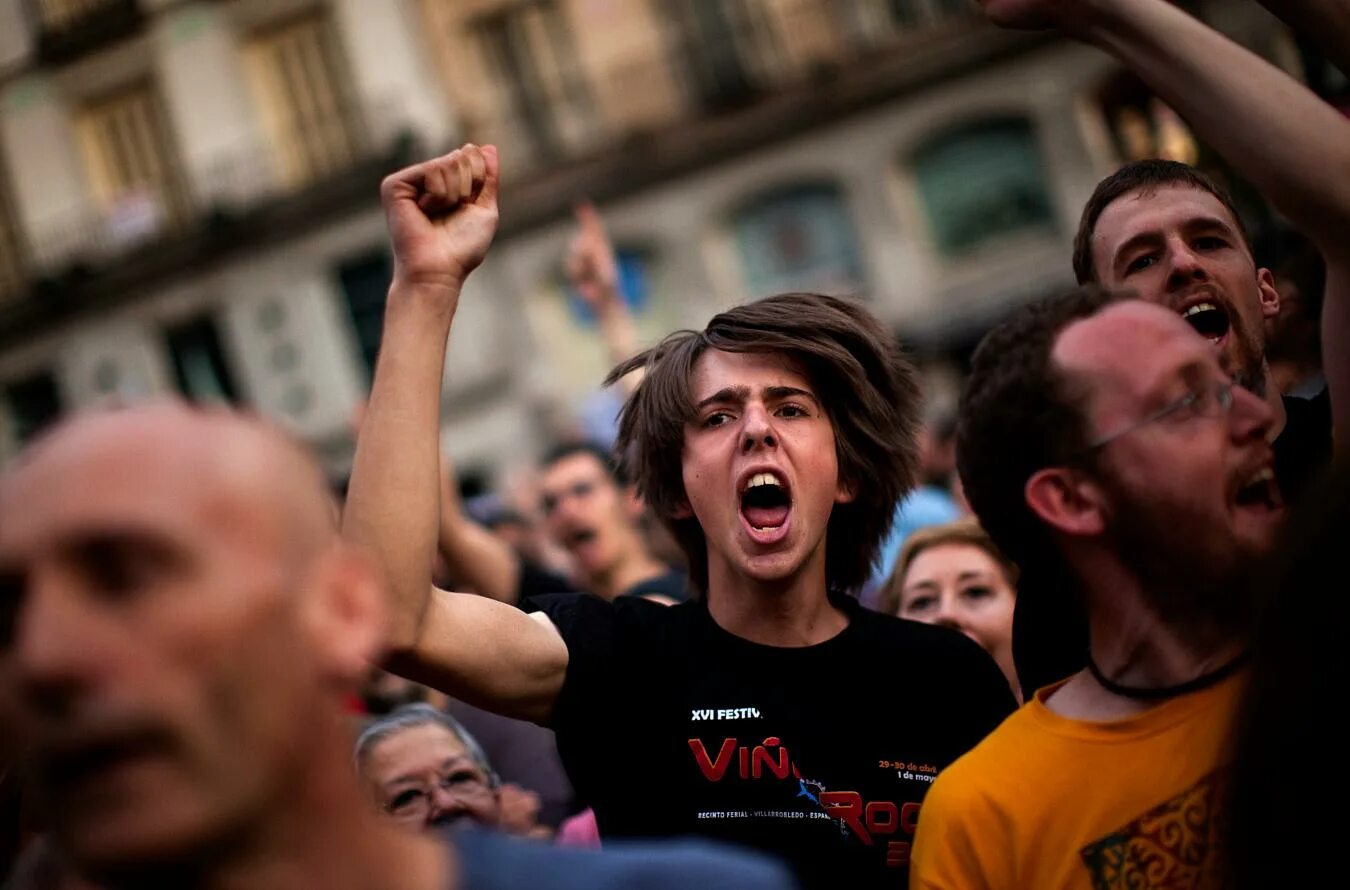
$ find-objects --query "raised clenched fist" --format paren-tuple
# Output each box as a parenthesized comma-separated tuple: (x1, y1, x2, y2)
(380, 143, 501, 299)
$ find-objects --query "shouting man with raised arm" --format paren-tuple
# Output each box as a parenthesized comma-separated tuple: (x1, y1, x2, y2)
(343, 144, 1015, 889)
(997, 0, 1350, 697)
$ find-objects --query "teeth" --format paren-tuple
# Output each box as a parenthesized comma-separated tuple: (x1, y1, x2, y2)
(1182, 303, 1218, 319)
(1248, 467, 1273, 485)
(746, 472, 780, 490)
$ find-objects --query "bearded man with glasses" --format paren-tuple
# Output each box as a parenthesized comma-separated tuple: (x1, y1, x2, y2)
(910, 286, 1282, 889)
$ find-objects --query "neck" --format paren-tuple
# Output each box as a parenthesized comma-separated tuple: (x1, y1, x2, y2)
(704, 544, 847, 647)
(1262, 360, 1287, 440)
(125, 709, 452, 890)
(1047, 561, 1241, 720)
(588, 539, 666, 601)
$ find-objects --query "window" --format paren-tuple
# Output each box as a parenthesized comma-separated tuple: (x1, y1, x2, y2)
(474, 0, 592, 161)
(336, 249, 392, 377)
(75, 80, 185, 245)
(912, 118, 1056, 257)
(245, 12, 358, 188)
(164, 314, 238, 403)
(0, 166, 23, 303)
(1097, 73, 1198, 166)
(666, 0, 772, 110)
(4, 370, 62, 445)
(732, 184, 865, 297)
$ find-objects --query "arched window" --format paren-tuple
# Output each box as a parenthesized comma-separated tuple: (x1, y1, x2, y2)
(731, 183, 865, 296)
(911, 117, 1056, 256)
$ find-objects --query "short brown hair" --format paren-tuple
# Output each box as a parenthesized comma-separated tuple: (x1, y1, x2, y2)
(606, 293, 921, 596)
(1072, 159, 1252, 284)
(879, 519, 1018, 617)
(957, 285, 1126, 570)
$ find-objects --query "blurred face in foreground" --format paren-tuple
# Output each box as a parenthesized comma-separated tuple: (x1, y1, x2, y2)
(0, 408, 375, 883)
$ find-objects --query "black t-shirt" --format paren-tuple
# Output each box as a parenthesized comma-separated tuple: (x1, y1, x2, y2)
(531, 592, 1016, 890)
(1276, 389, 1332, 505)
(620, 568, 690, 602)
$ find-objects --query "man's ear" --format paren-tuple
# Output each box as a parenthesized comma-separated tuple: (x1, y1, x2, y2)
(1025, 467, 1107, 539)
(1257, 267, 1281, 320)
(835, 475, 856, 505)
(670, 499, 694, 520)
(301, 544, 386, 685)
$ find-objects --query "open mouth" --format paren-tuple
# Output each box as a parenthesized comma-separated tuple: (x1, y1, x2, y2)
(1180, 301, 1231, 343)
(739, 470, 792, 540)
(564, 527, 598, 551)
(1234, 466, 1283, 512)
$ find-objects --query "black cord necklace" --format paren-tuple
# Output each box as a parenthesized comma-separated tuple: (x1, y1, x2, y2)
(1085, 650, 1248, 701)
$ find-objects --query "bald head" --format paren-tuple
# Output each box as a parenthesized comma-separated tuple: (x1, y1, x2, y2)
(3, 403, 337, 576)
(0, 402, 384, 880)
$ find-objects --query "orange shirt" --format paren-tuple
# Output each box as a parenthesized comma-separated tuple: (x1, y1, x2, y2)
(910, 674, 1240, 890)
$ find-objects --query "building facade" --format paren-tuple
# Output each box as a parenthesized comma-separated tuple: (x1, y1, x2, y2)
(0, 0, 1298, 481)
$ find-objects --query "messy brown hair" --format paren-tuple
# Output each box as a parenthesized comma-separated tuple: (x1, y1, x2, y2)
(605, 293, 921, 596)
(878, 520, 1019, 617)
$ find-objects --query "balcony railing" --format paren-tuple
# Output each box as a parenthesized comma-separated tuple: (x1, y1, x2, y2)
(27, 0, 145, 66)
(463, 0, 982, 171)
(3, 99, 414, 334)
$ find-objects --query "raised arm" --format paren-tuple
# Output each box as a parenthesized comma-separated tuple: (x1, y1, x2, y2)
(565, 201, 644, 396)
(342, 145, 566, 723)
(435, 450, 522, 604)
(982, 0, 1350, 440)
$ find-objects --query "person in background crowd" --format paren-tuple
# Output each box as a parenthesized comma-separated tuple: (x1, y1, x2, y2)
(865, 416, 963, 598)
(913, 282, 1281, 887)
(425, 201, 685, 607)
(0, 405, 795, 890)
(880, 521, 1019, 701)
(1267, 235, 1327, 399)
(1002, 0, 1350, 699)
(344, 143, 1015, 890)
(355, 703, 549, 839)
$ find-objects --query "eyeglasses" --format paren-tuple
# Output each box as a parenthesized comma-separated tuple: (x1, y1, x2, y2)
(1078, 380, 1235, 456)
(383, 767, 492, 818)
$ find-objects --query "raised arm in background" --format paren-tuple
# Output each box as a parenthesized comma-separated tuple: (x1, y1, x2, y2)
(981, 0, 1350, 441)
(343, 144, 567, 724)
(565, 201, 644, 396)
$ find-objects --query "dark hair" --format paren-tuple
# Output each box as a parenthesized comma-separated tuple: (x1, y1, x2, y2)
(606, 293, 921, 596)
(1073, 159, 1252, 284)
(957, 285, 1125, 697)
(540, 441, 629, 487)
(1227, 464, 1345, 890)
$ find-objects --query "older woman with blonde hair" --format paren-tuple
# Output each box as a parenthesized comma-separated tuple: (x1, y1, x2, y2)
(882, 520, 1020, 701)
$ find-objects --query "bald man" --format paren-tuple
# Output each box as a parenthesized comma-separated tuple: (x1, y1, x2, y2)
(0, 405, 791, 890)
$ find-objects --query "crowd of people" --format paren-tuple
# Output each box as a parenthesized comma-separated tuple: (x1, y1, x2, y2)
(1, 0, 1347, 888)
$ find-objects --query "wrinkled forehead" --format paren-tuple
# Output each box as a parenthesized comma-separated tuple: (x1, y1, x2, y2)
(0, 413, 293, 559)
(687, 349, 815, 402)
(1052, 301, 1219, 423)
(368, 723, 471, 777)
(1092, 184, 1244, 267)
